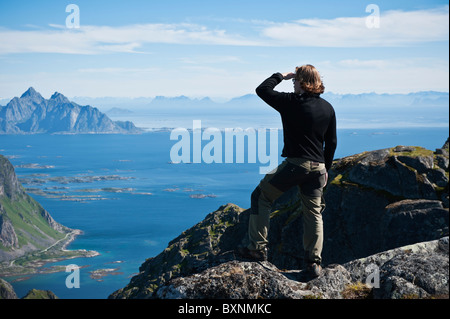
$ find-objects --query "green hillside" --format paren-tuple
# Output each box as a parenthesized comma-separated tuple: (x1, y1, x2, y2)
(0, 154, 70, 261)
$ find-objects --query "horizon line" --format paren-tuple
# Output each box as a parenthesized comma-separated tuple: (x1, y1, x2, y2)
(1, 88, 449, 104)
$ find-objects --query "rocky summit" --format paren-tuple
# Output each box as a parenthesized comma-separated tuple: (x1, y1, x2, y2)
(0, 87, 142, 134)
(110, 138, 449, 299)
(155, 237, 448, 299)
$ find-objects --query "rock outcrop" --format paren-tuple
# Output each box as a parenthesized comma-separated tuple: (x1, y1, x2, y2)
(0, 155, 72, 262)
(110, 139, 449, 299)
(343, 236, 449, 299)
(319, 142, 448, 266)
(0, 87, 142, 134)
(156, 260, 310, 299)
(0, 278, 59, 299)
(270, 141, 449, 269)
(155, 237, 448, 299)
(0, 278, 18, 299)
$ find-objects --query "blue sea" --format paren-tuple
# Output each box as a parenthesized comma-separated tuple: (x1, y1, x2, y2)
(0, 127, 448, 299)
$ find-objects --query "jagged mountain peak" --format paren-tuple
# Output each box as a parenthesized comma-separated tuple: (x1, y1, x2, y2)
(20, 87, 44, 101)
(50, 92, 70, 104)
(20, 87, 37, 97)
(1, 88, 142, 134)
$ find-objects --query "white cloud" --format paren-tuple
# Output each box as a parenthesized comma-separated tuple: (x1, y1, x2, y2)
(0, 23, 260, 55)
(260, 6, 449, 47)
(0, 6, 448, 98)
(0, 6, 447, 55)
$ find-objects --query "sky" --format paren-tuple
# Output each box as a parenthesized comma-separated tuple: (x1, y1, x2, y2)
(0, 0, 448, 100)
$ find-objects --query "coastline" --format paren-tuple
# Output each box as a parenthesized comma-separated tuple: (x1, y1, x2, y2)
(0, 228, 99, 280)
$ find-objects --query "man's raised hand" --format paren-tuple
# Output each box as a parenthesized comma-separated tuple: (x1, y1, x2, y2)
(281, 72, 296, 80)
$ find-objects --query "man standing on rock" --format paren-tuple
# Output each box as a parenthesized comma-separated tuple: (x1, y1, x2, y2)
(236, 65, 337, 277)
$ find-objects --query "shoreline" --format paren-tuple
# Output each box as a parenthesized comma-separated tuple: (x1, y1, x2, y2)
(0, 228, 100, 280)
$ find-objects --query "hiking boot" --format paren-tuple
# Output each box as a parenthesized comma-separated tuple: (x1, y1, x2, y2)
(306, 263, 322, 278)
(235, 246, 267, 262)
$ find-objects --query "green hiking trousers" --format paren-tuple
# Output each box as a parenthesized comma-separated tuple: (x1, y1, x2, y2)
(247, 157, 327, 264)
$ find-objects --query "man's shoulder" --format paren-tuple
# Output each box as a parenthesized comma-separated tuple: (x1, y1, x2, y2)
(317, 95, 334, 109)
(291, 93, 334, 112)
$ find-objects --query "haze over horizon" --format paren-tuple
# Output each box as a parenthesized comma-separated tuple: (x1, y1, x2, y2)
(3, 86, 447, 130)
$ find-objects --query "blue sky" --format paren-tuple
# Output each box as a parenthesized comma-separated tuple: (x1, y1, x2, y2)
(0, 0, 448, 99)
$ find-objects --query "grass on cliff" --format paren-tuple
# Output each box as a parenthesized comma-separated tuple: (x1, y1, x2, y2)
(388, 146, 434, 158)
(22, 289, 58, 299)
(0, 195, 66, 250)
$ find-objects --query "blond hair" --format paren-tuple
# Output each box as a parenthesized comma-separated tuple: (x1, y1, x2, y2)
(295, 65, 325, 94)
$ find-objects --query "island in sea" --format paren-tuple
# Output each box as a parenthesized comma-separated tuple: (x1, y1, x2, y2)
(0, 87, 142, 134)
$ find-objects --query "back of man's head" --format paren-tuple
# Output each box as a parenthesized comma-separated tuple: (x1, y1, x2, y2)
(295, 65, 325, 94)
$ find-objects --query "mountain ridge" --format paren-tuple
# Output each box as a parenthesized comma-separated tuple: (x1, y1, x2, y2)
(59, 90, 449, 110)
(0, 87, 143, 134)
(68, 91, 449, 129)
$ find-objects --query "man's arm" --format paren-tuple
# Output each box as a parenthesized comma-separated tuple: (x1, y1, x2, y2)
(324, 111, 337, 171)
(255, 73, 292, 111)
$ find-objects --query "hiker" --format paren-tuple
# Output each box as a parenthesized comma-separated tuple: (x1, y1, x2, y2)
(236, 65, 337, 277)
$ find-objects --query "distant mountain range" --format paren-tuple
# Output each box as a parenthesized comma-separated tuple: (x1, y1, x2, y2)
(1, 89, 448, 132)
(73, 90, 449, 129)
(0, 88, 142, 134)
(68, 90, 449, 111)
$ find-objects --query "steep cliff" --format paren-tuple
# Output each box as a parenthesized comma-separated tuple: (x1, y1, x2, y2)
(0, 278, 18, 299)
(110, 139, 449, 299)
(0, 87, 142, 134)
(0, 155, 72, 262)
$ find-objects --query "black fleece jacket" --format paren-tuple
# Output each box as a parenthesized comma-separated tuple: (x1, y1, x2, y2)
(256, 73, 337, 171)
